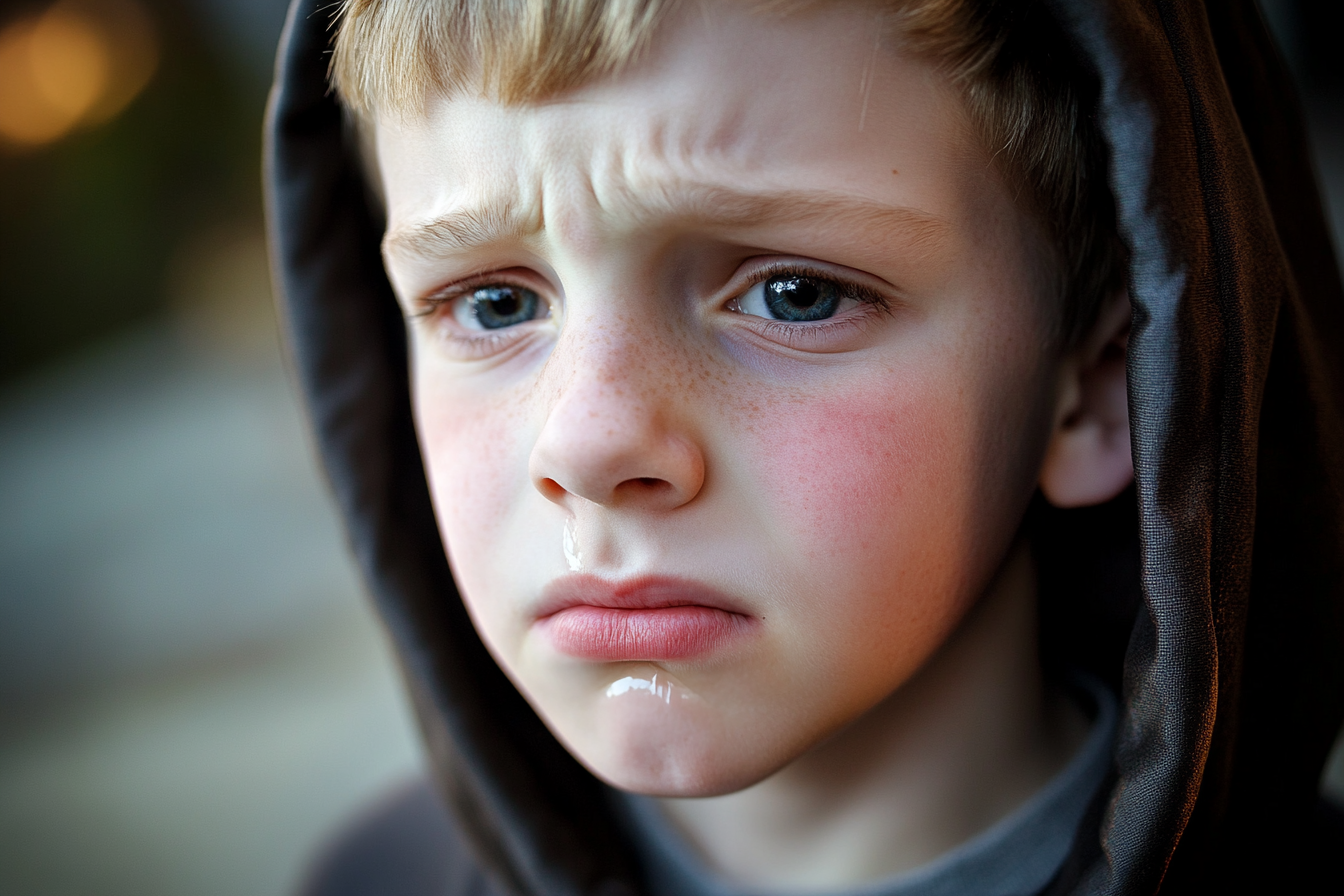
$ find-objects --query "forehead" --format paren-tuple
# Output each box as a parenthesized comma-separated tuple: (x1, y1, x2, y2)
(374, 1, 995, 271)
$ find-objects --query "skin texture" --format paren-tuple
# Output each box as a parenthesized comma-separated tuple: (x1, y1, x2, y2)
(373, 1, 1132, 887)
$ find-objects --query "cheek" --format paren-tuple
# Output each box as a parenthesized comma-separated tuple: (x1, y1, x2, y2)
(748, 368, 973, 575)
(413, 369, 535, 593)
(726, 362, 992, 682)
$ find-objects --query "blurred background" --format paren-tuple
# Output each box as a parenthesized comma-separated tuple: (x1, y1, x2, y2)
(0, 2, 1341, 895)
(0, 1, 421, 894)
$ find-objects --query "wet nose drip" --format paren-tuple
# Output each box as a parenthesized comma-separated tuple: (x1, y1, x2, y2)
(563, 518, 583, 572)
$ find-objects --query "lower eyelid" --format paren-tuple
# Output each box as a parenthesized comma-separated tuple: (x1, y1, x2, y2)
(728, 299, 883, 348)
(750, 316, 870, 350)
(426, 322, 547, 361)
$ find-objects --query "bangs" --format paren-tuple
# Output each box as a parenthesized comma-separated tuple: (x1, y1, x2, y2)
(331, 0, 672, 115)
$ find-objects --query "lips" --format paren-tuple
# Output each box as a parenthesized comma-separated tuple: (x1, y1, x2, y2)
(534, 574, 756, 661)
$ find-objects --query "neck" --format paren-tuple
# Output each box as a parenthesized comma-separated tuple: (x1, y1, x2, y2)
(656, 537, 1088, 891)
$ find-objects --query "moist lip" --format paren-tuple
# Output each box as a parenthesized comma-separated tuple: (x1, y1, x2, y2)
(534, 574, 757, 661)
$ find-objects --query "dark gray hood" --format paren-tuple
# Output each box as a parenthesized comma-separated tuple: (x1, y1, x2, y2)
(264, 1, 1344, 892)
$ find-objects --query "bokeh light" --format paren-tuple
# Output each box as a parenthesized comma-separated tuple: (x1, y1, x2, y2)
(0, 0, 156, 148)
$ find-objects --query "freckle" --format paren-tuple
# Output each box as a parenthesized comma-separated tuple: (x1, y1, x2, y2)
(891, 169, 899, 175)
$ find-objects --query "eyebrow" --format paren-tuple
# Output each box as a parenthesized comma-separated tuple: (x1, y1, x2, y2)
(384, 194, 540, 258)
(382, 184, 950, 261)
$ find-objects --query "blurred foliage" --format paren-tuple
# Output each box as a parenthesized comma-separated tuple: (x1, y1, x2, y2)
(0, 0, 270, 383)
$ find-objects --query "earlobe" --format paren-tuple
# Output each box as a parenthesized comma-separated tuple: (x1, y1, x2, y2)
(1039, 293, 1134, 509)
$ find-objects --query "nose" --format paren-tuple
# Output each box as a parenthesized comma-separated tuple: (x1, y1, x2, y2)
(529, 337, 705, 512)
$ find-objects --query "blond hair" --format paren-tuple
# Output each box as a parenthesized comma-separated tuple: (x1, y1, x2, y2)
(331, 0, 1123, 347)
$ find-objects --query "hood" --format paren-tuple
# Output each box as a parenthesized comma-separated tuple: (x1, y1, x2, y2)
(264, 1, 1344, 893)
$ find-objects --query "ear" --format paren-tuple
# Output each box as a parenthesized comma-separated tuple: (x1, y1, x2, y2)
(1038, 291, 1133, 508)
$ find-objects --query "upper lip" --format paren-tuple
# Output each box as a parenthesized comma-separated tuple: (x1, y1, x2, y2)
(533, 573, 750, 621)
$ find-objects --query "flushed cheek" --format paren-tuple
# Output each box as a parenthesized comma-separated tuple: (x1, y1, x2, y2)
(737, 369, 980, 662)
(756, 375, 968, 546)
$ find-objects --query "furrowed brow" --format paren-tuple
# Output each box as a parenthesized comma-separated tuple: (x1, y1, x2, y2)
(383, 195, 539, 258)
(383, 185, 949, 260)
(618, 184, 952, 258)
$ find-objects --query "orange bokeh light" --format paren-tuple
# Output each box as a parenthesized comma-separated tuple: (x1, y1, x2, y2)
(0, 0, 157, 148)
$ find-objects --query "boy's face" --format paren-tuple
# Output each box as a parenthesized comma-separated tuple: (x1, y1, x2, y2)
(377, 1, 1064, 795)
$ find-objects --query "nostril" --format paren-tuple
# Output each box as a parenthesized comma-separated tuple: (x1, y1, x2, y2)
(536, 477, 567, 503)
(614, 477, 681, 505)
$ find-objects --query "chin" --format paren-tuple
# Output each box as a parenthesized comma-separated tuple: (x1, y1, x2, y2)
(548, 688, 784, 798)
(586, 741, 769, 798)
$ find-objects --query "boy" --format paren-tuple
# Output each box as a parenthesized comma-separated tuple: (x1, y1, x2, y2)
(267, 0, 1344, 893)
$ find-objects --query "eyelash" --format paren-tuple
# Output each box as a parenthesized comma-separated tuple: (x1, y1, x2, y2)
(409, 261, 894, 357)
(728, 261, 893, 348)
(411, 274, 552, 358)
(733, 261, 892, 313)
(411, 273, 504, 320)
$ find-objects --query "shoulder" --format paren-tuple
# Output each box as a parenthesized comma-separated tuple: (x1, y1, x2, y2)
(298, 778, 503, 896)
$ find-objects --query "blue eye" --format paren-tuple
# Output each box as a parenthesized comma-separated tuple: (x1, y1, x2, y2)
(457, 285, 544, 330)
(737, 274, 843, 322)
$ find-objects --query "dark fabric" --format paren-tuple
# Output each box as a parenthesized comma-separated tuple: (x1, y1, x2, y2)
(264, 0, 1344, 894)
(1038, 773, 1115, 896)
(300, 780, 503, 896)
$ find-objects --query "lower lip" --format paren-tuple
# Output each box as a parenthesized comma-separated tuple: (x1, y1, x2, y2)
(540, 606, 750, 661)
